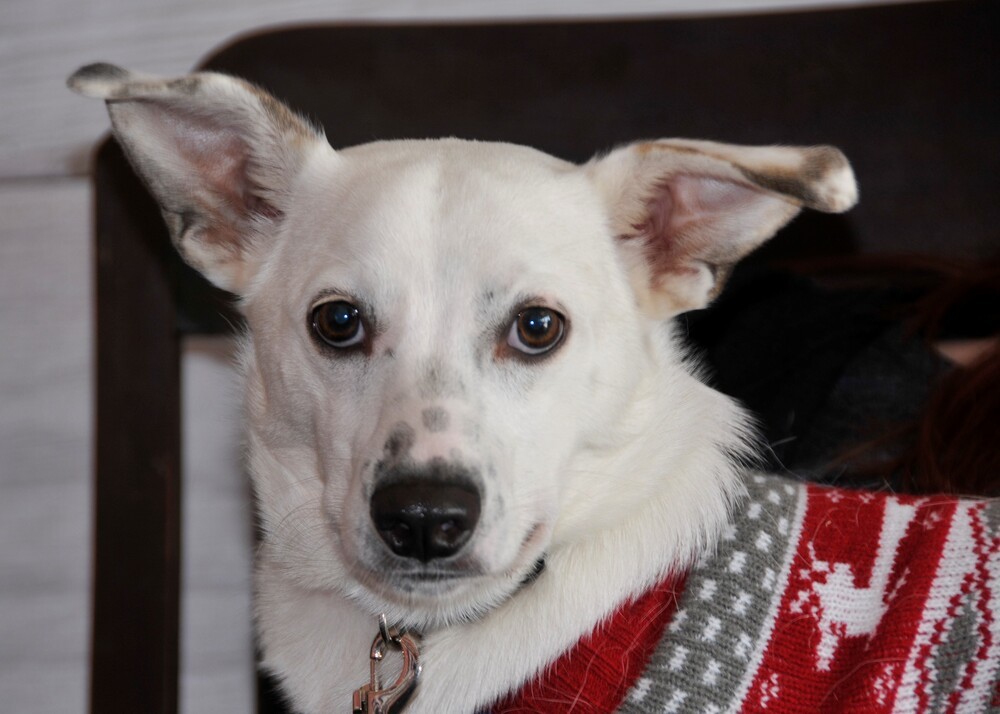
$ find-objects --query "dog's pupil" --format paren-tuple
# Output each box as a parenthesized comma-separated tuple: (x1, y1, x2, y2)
(314, 300, 361, 345)
(521, 309, 553, 343)
(325, 301, 357, 335)
(331, 304, 354, 328)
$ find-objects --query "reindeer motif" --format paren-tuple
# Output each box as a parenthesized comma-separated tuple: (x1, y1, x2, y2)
(791, 500, 917, 670)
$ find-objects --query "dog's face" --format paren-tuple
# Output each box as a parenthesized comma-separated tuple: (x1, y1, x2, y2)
(70, 64, 857, 628)
(244, 140, 652, 624)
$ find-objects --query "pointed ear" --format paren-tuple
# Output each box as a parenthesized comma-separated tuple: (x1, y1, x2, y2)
(68, 63, 328, 294)
(587, 139, 858, 316)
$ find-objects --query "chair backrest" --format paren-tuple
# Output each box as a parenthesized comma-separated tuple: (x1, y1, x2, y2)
(90, 2, 997, 712)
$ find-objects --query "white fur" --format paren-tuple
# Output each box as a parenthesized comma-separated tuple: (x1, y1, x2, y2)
(69, 64, 857, 712)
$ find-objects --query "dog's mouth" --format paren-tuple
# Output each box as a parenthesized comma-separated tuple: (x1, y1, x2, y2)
(389, 553, 544, 583)
(385, 569, 479, 594)
(385, 559, 484, 583)
(357, 521, 549, 604)
(405, 572, 466, 582)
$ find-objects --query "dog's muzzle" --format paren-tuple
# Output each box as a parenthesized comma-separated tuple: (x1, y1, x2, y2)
(370, 480, 481, 562)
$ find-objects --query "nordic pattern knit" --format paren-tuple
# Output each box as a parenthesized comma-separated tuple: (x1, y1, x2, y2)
(493, 474, 1000, 713)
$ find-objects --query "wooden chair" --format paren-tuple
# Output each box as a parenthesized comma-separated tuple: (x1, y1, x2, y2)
(89, 1, 998, 711)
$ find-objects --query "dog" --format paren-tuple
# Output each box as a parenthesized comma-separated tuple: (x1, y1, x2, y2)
(69, 64, 1000, 713)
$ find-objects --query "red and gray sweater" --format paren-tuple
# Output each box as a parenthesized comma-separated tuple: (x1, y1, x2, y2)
(493, 474, 1000, 713)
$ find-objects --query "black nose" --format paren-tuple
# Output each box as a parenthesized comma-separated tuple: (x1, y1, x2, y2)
(370, 482, 481, 562)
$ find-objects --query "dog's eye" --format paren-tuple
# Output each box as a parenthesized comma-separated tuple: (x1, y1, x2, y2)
(312, 300, 366, 348)
(507, 307, 565, 355)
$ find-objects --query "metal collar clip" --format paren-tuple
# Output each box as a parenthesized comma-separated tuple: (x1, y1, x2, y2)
(352, 614, 421, 713)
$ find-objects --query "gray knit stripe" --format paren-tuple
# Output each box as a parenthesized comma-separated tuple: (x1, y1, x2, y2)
(926, 499, 1000, 713)
(618, 474, 807, 713)
(927, 597, 980, 712)
(982, 498, 1000, 714)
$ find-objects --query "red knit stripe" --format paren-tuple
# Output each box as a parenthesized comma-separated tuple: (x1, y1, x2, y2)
(742, 487, 956, 713)
(945, 504, 997, 712)
(907, 499, 971, 711)
(492, 574, 685, 713)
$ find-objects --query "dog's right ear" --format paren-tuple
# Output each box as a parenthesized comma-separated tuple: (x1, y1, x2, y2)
(587, 139, 857, 317)
(68, 63, 328, 294)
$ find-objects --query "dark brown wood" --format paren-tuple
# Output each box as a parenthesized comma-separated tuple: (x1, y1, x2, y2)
(91, 139, 182, 714)
(200, 0, 998, 263)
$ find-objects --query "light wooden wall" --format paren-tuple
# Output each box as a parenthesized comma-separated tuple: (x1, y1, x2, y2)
(0, 1, 918, 712)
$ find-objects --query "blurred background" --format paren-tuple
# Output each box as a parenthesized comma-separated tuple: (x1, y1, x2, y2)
(0, 0, 951, 712)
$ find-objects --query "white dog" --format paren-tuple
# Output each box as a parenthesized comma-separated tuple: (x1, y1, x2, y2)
(70, 64, 1000, 713)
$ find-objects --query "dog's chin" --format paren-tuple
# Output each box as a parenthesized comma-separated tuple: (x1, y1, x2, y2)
(345, 534, 549, 630)
(345, 568, 530, 631)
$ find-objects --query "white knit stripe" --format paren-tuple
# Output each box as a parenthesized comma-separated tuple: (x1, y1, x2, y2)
(892, 502, 972, 713)
(956, 503, 1000, 713)
(728, 481, 808, 707)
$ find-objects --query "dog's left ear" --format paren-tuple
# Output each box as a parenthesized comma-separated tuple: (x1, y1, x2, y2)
(68, 63, 328, 294)
(587, 139, 858, 316)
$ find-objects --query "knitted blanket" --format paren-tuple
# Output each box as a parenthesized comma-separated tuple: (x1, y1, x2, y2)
(493, 474, 1000, 713)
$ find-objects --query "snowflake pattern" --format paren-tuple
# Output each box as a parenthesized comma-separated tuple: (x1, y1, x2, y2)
(618, 476, 803, 714)
(758, 673, 781, 709)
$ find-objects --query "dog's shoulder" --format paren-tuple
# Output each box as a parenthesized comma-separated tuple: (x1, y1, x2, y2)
(618, 475, 1000, 712)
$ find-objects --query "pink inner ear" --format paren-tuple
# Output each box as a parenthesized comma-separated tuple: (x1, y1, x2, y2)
(636, 173, 773, 275)
(155, 106, 281, 224)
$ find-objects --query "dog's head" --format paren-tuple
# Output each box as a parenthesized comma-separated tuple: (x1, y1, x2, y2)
(71, 65, 856, 628)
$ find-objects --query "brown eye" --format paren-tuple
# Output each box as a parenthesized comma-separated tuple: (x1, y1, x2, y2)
(312, 300, 365, 348)
(506, 307, 565, 355)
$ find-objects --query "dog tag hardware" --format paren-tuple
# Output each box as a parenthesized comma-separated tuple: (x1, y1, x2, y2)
(352, 614, 421, 714)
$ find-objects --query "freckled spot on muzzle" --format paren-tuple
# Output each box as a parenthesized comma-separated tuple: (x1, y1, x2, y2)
(384, 422, 415, 461)
(421, 407, 450, 433)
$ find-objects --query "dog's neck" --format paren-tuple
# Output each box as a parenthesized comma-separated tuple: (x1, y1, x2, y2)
(551, 325, 753, 548)
(252, 325, 753, 712)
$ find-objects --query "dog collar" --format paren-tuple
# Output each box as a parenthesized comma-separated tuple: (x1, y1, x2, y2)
(351, 556, 546, 712)
(519, 555, 547, 587)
